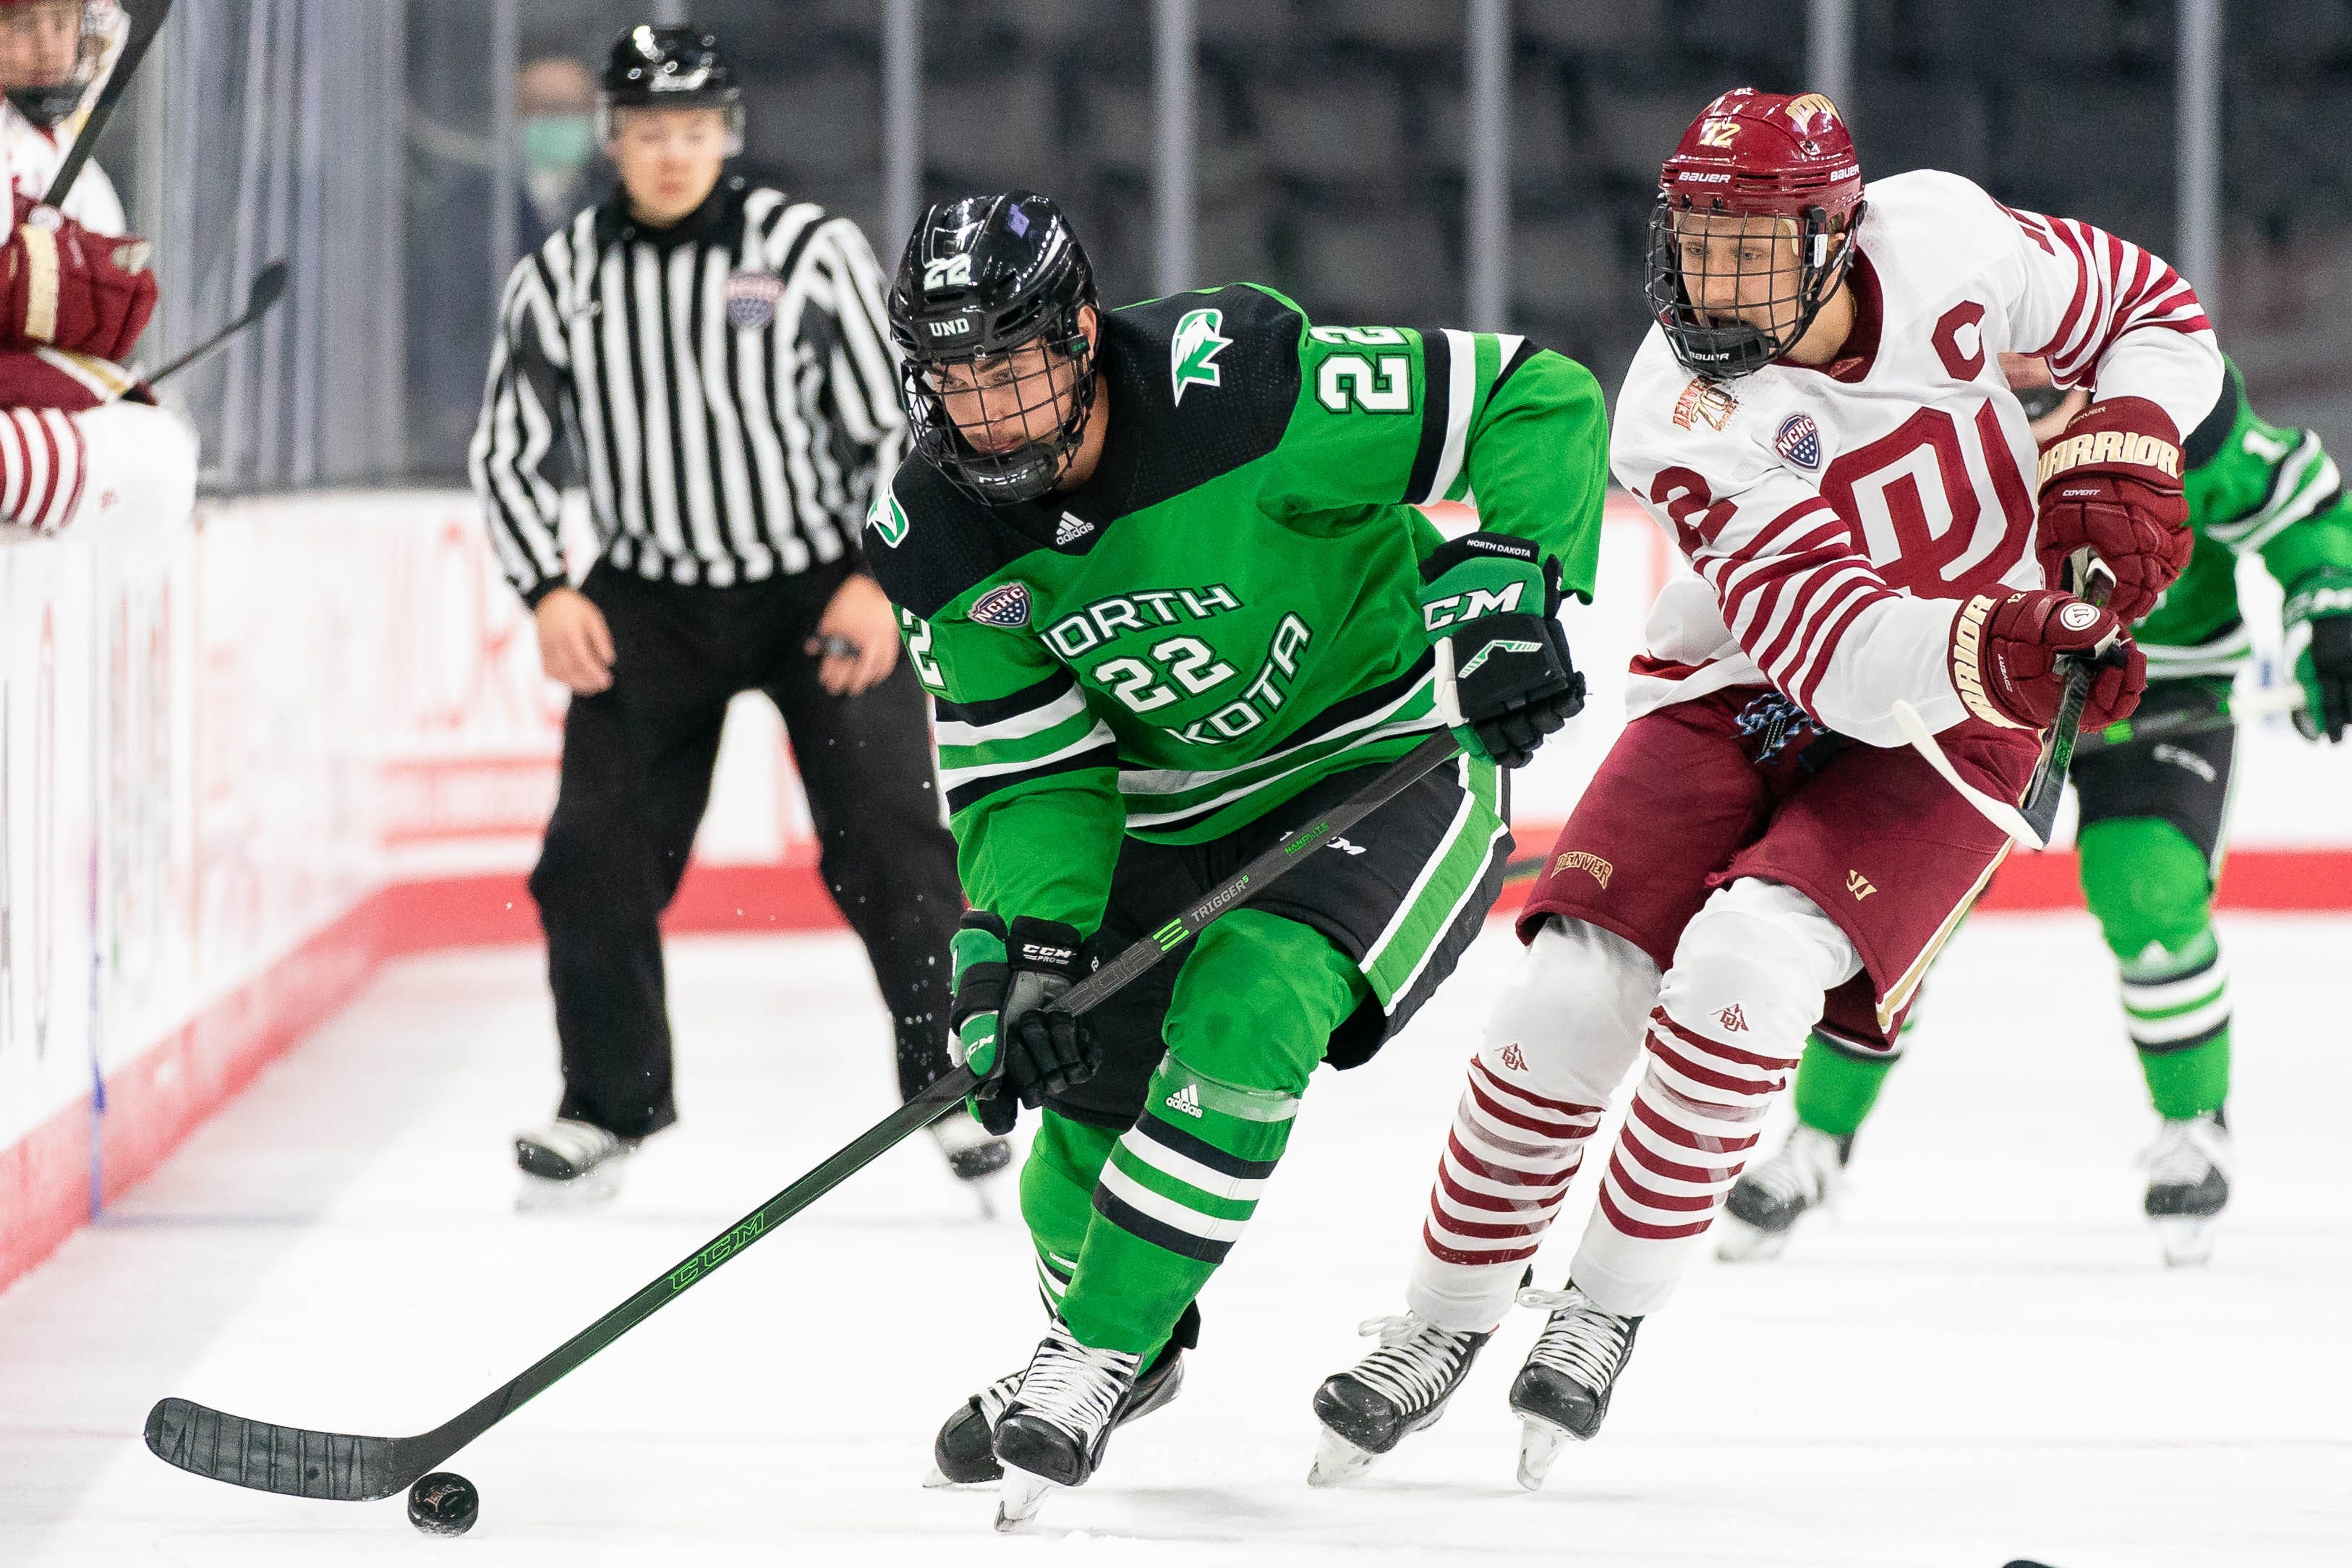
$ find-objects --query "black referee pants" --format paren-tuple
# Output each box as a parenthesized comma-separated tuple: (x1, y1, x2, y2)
(529, 560, 963, 1140)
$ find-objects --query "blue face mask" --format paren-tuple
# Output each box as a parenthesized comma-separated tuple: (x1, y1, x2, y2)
(521, 113, 595, 178)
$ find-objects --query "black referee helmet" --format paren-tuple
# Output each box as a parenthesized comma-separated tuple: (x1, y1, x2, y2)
(597, 22, 744, 154)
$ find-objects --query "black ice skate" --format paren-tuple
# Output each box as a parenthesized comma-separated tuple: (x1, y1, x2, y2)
(989, 1322, 1143, 1530)
(1507, 1284, 1641, 1491)
(1307, 1311, 1491, 1486)
(929, 1117, 1013, 1215)
(513, 1117, 634, 1211)
(2141, 1107, 2230, 1266)
(926, 1303, 1193, 1488)
(1716, 1124, 1852, 1262)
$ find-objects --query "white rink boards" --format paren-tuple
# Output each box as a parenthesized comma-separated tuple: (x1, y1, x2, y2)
(1, 920, 2345, 1567)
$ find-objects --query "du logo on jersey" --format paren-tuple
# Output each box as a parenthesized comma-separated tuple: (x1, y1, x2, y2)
(1775, 412, 1823, 470)
(1171, 308, 1231, 405)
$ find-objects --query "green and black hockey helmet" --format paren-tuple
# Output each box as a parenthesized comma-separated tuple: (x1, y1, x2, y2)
(889, 191, 1099, 506)
(597, 22, 743, 153)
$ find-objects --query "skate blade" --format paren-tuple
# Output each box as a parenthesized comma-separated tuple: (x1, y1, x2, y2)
(2152, 1214, 2217, 1267)
(993, 1467, 1055, 1531)
(1713, 1214, 1792, 1264)
(1306, 1426, 1380, 1488)
(923, 1464, 994, 1490)
(1516, 1415, 1574, 1491)
(514, 1165, 623, 1213)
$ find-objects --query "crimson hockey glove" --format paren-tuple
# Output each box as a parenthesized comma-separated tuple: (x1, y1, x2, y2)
(1948, 588, 2146, 733)
(1419, 532, 1585, 769)
(948, 912, 1100, 1135)
(2034, 396, 2192, 622)
(2284, 565, 2352, 743)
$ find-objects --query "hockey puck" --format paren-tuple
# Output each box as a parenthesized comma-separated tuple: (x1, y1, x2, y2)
(407, 1471, 480, 1537)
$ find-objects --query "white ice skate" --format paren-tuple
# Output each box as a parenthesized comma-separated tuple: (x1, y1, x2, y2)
(2141, 1109, 2230, 1266)
(1509, 1284, 1641, 1491)
(514, 1117, 633, 1211)
(989, 1322, 1141, 1531)
(1716, 1124, 1851, 1262)
(1307, 1311, 1491, 1486)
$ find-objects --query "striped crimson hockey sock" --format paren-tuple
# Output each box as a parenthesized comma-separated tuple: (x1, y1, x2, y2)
(1577, 1005, 1797, 1311)
(1408, 1054, 1602, 1327)
(1057, 1059, 1297, 1355)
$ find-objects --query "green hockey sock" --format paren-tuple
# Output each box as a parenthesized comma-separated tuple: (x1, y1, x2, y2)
(2121, 929, 2233, 1119)
(1018, 1112, 1119, 1313)
(1055, 911, 1363, 1357)
(2079, 818, 2230, 1120)
(1791, 1033, 1896, 1139)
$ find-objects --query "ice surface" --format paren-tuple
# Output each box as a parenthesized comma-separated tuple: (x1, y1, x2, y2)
(2, 915, 2346, 1566)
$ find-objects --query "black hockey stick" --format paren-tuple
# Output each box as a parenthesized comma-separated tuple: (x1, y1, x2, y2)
(2015, 560, 2118, 843)
(143, 259, 289, 387)
(144, 732, 1462, 1503)
(41, 0, 173, 209)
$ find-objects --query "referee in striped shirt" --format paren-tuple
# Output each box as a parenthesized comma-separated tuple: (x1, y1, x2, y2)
(471, 23, 1005, 1202)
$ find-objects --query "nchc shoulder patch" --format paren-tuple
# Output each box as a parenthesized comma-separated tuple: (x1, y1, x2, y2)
(969, 581, 1033, 629)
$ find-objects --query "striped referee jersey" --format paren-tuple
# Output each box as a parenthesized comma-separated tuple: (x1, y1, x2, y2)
(471, 178, 906, 602)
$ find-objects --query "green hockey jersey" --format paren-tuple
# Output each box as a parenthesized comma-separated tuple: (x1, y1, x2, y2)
(2137, 356, 2352, 678)
(864, 284, 1610, 934)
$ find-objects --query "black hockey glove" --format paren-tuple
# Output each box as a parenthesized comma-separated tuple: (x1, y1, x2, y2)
(1419, 531, 1585, 769)
(2285, 565, 2352, 743)
(949, 911, 1101, 1135)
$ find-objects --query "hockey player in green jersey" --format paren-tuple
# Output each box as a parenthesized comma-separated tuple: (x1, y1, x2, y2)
(1721, 352, 2352, 1267)
(866, 192, 1609, 1528)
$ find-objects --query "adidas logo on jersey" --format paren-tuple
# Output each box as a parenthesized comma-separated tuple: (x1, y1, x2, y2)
(1500, 1043, 1528, 1073)
(1164, 1083, 1203, 1118)
(1055, 512, 1094, 545)
(1717, 1004, 1748, 1033)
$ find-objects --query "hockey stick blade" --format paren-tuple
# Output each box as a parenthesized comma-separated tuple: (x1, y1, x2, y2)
(41, 0, 172, 209)
(146, 734, 1462, 1500)
(144, 259, 290, 387)
(1891, 699, 2045, 849)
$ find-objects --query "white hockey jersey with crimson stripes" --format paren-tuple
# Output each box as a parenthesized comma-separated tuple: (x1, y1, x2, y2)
(1610, 169, 2222, 747)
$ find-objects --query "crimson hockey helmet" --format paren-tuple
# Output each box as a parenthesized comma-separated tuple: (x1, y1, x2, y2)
(597, 23, 743, 153)
(0, 0, 118, 129)
(1644, 88, 1867, 381)
(890, 192, 1100, 507)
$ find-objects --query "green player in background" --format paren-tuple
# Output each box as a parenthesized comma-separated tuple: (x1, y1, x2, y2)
(1720, 352, 2352, 1268)
(866, 193, 1609, 1528)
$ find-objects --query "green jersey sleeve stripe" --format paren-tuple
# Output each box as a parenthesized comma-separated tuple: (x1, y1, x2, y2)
(1403, 327, 1452, 504)
(1423, 328, 1481, 505)
(932, 681, 1093, 750)
(1491, 334, 1539, 393)
(933, 668, 1077, 726)
(2214, 438, 2341, 553)
(940, 725, 1119, 814)
(937, 705, 1106, 773)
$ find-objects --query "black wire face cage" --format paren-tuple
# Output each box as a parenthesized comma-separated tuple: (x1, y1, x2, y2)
(1643, 197, 1860, 382)
(902, 310, 1098, 507)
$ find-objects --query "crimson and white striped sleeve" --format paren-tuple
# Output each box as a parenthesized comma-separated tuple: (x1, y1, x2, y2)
(0, 405, 89, 533)
(1676, 466, 1959, 743)
(1996, 201, 2222, 437)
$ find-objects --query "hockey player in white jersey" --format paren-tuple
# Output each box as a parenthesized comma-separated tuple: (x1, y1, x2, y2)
(0, 0, 126, 233)
(1311, 88, 2220, 1490)
(0, 76, 191, 539)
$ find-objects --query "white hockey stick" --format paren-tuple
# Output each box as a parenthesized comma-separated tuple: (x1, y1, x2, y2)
(1890, 700, 2046, 849)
